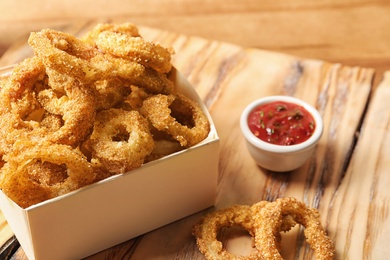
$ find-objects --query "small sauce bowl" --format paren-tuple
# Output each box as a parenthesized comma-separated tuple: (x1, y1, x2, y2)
(240, 95, 323, 172)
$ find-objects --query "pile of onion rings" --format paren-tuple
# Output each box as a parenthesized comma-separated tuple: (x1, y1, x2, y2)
(193, 197, 335, 260)
(0, 23, 210, 208)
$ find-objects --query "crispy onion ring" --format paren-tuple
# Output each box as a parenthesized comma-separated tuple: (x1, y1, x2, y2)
(116, 85, 151, 111)
(84, 109, 154, 174)
(95, 55, 174, 94)
(252, 197, 335, 260)
(0, 57, 46, 123)
(0, 58, 46, 152)
(0, 141, 95, 208)
(0, 56, 96, 148)
(129, 67, 174, 94)
(0, 58, 69, 154)
(193, 198, 334, 259)
(29, 28, 174, 95)
(96, 31, 173, 73)
(37, 79, 97, 145)
(95, 53, 175, 95)
(140, 93, 210, 147)
(1, 57, 46, 107)
(193, 205, 259, 260)
(93, 78, 132, 110)
(82, 23, 140, 47)
(28, 29, 100, 88)
(28, 29, 144, 87)
(193, 202, 297, 260)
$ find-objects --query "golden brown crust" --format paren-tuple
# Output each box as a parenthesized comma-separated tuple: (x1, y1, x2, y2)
(140, 93, 210, 147)
(193, 205, 262, 260)
(252, 197, 335, 260)
(96, 31, 173, 73)
(0, 140, 95, 208)
(84, 109, 154, 174)
(0, 23, 210, 208)
(193, 198, 335, 260)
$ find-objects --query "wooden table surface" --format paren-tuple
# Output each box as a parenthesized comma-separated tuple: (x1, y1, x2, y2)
(1, 1, 390, 259)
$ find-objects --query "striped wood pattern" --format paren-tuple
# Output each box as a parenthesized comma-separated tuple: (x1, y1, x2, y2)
(1, 21, 388, 259)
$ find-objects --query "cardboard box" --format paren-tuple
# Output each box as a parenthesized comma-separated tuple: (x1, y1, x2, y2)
(0, 67, 220, 260)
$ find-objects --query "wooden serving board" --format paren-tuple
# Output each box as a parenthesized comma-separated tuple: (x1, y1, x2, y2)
(1, 21, 389, 259)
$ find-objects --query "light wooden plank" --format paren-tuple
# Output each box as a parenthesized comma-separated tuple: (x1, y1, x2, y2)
(0, 23, 381, 259)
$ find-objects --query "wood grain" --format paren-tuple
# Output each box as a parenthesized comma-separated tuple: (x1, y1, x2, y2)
(330, 72, 390, 259)
(1, 21, 388, 259)
(1, 0, 390, 78)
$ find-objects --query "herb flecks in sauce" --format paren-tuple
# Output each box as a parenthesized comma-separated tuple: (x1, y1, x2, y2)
(247, 101, 316, 145)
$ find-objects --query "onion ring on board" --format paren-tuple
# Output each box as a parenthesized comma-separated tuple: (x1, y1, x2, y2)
(193, 205, 260, 260)
(251, 197, 335, 260)
(193, 202, 297, 260)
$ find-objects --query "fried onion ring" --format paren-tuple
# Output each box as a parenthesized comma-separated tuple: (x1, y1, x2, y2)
(140, 93, 210, 147)
(0, 56, 96, 148)
(84, 109, 154, 174)
(193, 202, 297, 260)
(0, 58, 46, 153)
(0, 140, 95, 208)
(93, 79, 132, 110)
(0, 57, 46, 108)
(0, 57, 46, 125)
(81, 23, 140, 47)
(29, 28, 173, 94)
(193, 198, 334, 259)
(37, 79, 97, 145)
(252, 197, 335, 260)
(116, 85, 151, 111)
(96, 31, 173, 73)
(193, 205, 259, 260)
(28, 29, 145, 88)
(28, 29, 101, 88)
(129, 67, 175, 94)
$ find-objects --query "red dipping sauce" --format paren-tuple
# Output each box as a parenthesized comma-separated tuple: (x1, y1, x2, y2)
(247, 101, 315, 145)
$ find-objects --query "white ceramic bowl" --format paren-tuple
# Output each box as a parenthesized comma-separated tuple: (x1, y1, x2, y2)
(240, 95, 323, 172)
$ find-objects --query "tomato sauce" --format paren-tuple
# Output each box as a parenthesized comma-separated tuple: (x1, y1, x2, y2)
(247, 101, 315, 145)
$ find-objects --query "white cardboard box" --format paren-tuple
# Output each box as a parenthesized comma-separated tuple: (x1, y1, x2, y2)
(0, 67, 220, 260)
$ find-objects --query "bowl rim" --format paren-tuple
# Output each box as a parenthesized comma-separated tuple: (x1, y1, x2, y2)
(240, 95, 323, 153)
